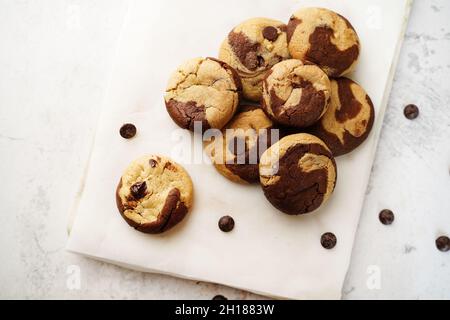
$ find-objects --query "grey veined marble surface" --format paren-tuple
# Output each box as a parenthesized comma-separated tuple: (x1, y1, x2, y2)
(0, 0, 449, 299)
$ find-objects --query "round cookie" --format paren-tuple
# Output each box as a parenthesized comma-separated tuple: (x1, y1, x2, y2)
(309, 78, 375, 156)
(262, 59, 331, 128)
(219, 18, 290, 101)
(116, 155, 193, 234)
(259, 133, 337, 215)
(164, 57, 242, 132)
(205, 105, 275, 184)
(287, 7, 360, 77)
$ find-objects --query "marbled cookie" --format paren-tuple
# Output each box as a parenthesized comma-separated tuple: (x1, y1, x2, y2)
(309, 78, 375, 156)
(262, 59, 331, 128)
(287, 7, 360, 77)
(219, 18, 290, 101)
(165, 57, 242, 132)
(205, 105, 275, 184)
(259, 133, 337, 215)
(116, 155, 193, 234)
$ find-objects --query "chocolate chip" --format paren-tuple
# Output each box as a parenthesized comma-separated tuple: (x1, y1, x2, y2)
(212, 295, 228, 300)
(321, 232, 337, 249)
(119, 123, 137, 139)
(130, 181, 147, 200)
(149, 159, 157, 168)
(218, 215, 235, 232)
(263, 26, 279, 41)
(404, 104, 419, 120)
(435, 236, 450, 252)
(379, 209, 395, 225)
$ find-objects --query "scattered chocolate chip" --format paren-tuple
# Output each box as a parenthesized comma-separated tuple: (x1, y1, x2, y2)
(212, 295, 228, 300)
(321, 232, 337, 249)
(435, 236, 450, 252)
(262, 26, 279, 41)
(130, 181, 147, 200)
(379, 209, 395, 225)
(404, 104, 419, 120)
(149, 159, 157, 168)
(218, 215, 235, 232)
(119, 123, 137, 139)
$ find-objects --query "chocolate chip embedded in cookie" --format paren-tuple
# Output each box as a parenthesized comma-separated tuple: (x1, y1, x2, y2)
(308, 78, 375, 157)
(116, 155, 193, 234)
(205, 105, 276, 184)
(262, 59, 331, 128)
(219, 18, 290, 101)
(164, 57, 242, 132)
(287, 7, 360, 77)
(259, 133, 337, 215)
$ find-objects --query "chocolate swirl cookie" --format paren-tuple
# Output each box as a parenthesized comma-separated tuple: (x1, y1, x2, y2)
(309, 78, 375, 156)
(287, 7, 360, 77)
(116, 155, 193, 234)
(165, 57, 242, 132)
(205, 105, 276, 184)
(262, 59, 331, 128)
(219, 18, 290, 101)
(259, 133, 337, 215)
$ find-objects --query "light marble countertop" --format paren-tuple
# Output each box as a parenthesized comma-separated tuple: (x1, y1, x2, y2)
(0, 0, 448, 299)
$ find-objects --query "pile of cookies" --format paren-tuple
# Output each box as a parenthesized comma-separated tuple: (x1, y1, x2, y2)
(116, 7, 375, 234)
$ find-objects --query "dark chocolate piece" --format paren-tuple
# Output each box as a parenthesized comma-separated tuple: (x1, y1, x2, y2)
(404, 104, 419, 120)
(321, 232, 337, 249)
(119, 123, 137, 139)
(379, 209, 395, 225)
(218, 215, 235, 232)
(436, 236, 450, 252)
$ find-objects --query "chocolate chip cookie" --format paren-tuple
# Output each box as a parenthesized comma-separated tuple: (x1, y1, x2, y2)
(309, 78, 375, 156)
(219, 18, 290, 101)
(116, 155, 193, 234)
(262, 59, 331, 128)
(165, 57, 242, 132)
(205, 105, 275, 184)
(259, 133, 337, 215)
(287, 7, 360, 77)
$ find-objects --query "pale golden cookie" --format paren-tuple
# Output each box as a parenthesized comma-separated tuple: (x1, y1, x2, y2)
(287, 7, 360, 77)
(259, 133, 337, 215)
(309, 77, 375, 156)
(116, 155, 193, 234)
(165, 57, 242, 132)
(205, 105, 275, 184)
(219, 18, 290, 101)
(262, 59, 331, 128)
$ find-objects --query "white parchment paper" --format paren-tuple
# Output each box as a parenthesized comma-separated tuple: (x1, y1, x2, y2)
(66, 0, 412, 299)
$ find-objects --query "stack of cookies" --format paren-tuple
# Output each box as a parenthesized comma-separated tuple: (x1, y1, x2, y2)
(116, 7, 375, 234)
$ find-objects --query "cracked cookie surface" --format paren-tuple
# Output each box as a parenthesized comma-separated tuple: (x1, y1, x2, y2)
(287, 7, 360, 77)
(259, 133, 337, 215)
(116, 155, 193, 234)
(309, 77, 375, 156)
(219, 18, 290, 101)
(262, 59, 331, 128)
(205, 105, 275, 184)
(165, 57, 242, 132)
